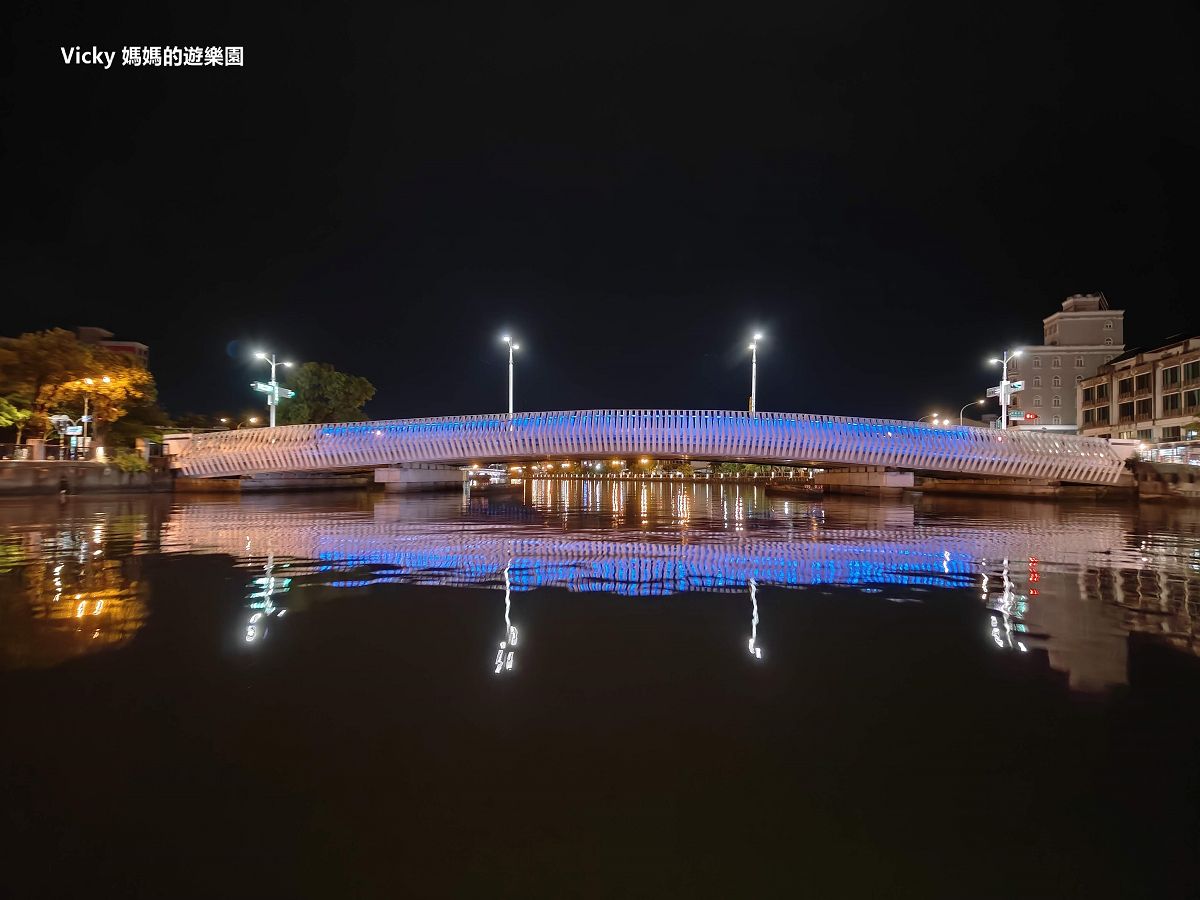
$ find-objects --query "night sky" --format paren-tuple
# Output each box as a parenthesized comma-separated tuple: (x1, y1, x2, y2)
(4, 3, 1198, 421)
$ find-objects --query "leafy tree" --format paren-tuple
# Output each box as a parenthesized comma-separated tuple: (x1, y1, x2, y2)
(40, 350, 156, 442)
(0, 329, 94, 437)
(106, 398, 173, 448)
(277, 362, 375, 425)
(0, 331, 157, 442)
(0, 396, 30, 431)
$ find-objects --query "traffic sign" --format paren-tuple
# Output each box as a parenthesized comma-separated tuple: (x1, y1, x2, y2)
(1008, 409, 1025, 420)
(986, 386, 1001, 398)
(61, 425, 83, 436)
(251, 381, 296, 399)
(1009, 380, 1025, 392)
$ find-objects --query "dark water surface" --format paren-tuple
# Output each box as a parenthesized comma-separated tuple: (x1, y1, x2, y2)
(2, 482, 1199, 898)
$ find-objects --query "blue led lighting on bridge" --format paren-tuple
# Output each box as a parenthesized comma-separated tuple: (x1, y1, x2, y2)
(183, 407, 1126, 484)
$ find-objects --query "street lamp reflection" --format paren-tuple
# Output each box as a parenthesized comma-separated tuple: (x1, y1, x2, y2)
(494, 562, 518, 674)
(748, 578, 763, 660)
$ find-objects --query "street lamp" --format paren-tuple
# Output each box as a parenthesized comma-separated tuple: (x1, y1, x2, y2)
(918, 412, 941, 424)
(80, 375, 110, 454)
(959, 399, 986, 426)
(501, 335, 520, 418)
(220, 417, 259, 430)
(748, 333, 763, 413)
(988, 349, 1023, 431)
(253, 351, 294, 428)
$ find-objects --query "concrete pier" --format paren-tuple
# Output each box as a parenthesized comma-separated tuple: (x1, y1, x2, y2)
(815, 466, 914, 496)
(374, 463, 464, 493)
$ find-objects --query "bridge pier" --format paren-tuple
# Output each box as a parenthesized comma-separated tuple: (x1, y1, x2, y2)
(814, 466, 914, 496)
(374, 463, 464, 493)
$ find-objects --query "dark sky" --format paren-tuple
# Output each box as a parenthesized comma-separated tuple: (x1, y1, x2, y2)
(3, 2, 1198, 421)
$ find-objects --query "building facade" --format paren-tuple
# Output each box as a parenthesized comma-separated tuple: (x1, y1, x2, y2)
(1076, 334, 1200, 442)
(76, 326, 149, 365)
(1006, 293, 1123, 432)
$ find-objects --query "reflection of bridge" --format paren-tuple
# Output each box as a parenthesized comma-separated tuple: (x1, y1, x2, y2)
(161, 503, 1130, 595)
(171, 409, 1126, 484)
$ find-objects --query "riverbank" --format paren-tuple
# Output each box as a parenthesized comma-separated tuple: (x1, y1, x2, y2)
(0, 461, 172, 495)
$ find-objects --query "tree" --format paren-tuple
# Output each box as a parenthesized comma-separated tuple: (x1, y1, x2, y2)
(277, 362, 375, 425)
(0, 329, 93, 437)
(106, 397, 172, 449)
(0, 397, 31, 435)
(0, 331, 157, 442)
(38, 350, 156, 442)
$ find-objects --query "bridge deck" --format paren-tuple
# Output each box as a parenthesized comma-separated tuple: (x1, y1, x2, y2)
(171, 409, 1127, 484)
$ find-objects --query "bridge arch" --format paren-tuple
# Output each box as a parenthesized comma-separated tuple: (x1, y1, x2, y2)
(171, 409, 1127, 484)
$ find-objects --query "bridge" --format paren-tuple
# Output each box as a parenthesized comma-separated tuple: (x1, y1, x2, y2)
(169, 408, 1128, 484)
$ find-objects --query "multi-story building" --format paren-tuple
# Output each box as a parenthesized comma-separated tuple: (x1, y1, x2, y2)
(1006, 293, 1124, 432)
(1076, 334, 1200, 442)
(76, 326, 150, 366)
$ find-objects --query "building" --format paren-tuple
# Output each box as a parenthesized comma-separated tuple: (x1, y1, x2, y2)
(1076, 334, 1200, 442)
(1006, 293, 1124, 432)
(76, 326, 149, 365)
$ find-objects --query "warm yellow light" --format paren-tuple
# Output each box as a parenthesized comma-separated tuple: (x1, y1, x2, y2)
(248, 417, 259, 424)
(640, 457, 650, 464)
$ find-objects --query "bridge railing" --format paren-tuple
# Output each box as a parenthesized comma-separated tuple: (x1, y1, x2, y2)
(173, 409, 1127, 484)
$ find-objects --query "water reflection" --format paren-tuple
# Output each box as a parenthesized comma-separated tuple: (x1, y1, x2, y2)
(0, 504, 152, 669)
(747, 578, 763, 660)
(495, 562, 518, 675)
(1, 483, 1198, 691)
(244, 554, 290, 644)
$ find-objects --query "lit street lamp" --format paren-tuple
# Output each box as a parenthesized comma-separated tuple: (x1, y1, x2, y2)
(748, 333, 763, 413)
(80, 375, 110, 454)
(253, 351, 294, 428)
(959, 399, 986, 426)
(501, 335, 520, 418)
(220, 417, 260, 430)
(918, 412, 941, 424)
(988, 349, 1023, 431)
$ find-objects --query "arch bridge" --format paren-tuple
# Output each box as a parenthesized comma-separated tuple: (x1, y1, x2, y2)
(170, 409, 1127, 485)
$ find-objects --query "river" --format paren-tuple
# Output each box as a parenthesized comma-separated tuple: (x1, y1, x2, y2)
(2, 482, 1198, 897)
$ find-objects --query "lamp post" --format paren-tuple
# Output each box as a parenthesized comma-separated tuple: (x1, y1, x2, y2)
(988, 349, 1023, 431)
(918, 412, 941, 424)
(959, 399, 985, 426)
(501, 335, 520, 418)
(221, 417, 259, 430)
(253, 351, 293, 428)
(80, 375, 110, 456)
(748, 333, 763, 413)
